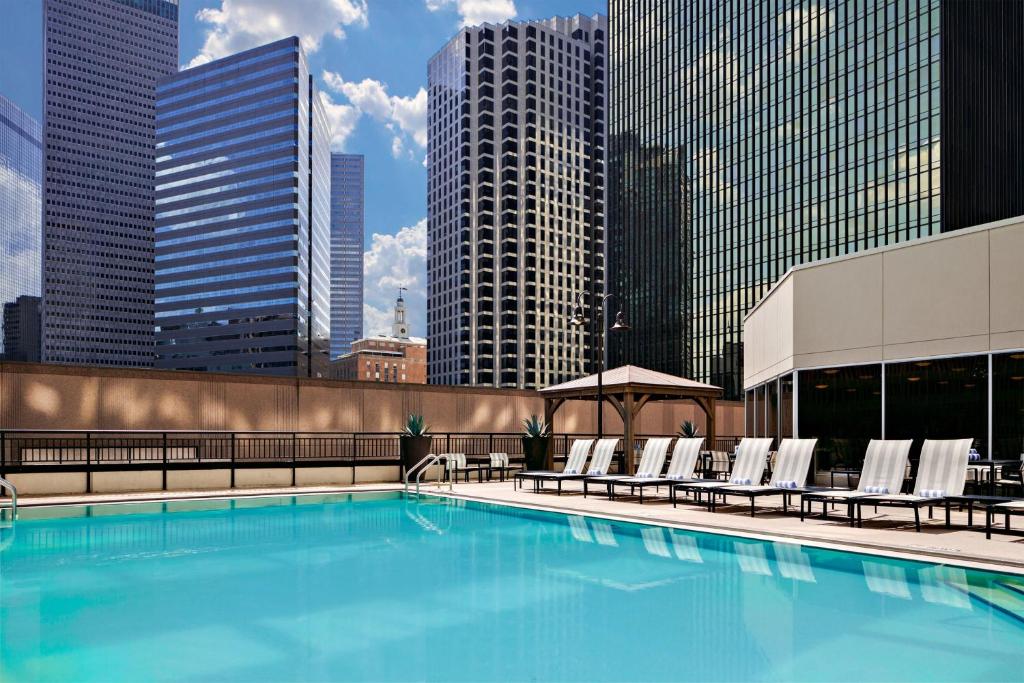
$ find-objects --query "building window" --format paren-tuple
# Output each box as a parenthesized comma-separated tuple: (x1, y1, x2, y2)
(994, 351, 1024, 459)
(885, 355, 988, 459)
(798, 365, 882, 474)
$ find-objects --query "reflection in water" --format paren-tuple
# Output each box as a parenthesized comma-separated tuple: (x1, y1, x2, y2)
(0, 494, 1021, 682)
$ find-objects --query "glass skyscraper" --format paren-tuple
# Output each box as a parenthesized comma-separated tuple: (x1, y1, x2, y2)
(0, 95, 42, 359)
(610, 0, 1024, 400)
(330, 153, 364, 359)
(153, 37, 332, 377)
(42, 0, 178, 367)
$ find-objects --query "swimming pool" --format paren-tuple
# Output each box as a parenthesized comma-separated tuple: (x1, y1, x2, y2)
(1, 492, 1022, 682)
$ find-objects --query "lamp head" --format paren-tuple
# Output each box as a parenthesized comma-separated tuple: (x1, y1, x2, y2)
(569, 304, 585, 327)
(610, 310, 630, 332)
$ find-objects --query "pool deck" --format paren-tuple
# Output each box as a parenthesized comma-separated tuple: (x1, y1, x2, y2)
(11, 481, 1024, 574)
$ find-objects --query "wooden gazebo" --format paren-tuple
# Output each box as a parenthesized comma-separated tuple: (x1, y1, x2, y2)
(539, 365, 724, 471)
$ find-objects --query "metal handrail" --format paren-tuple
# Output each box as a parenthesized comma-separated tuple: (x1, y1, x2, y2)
(0, 476, 17, 518)
(403, 453, 452, 497)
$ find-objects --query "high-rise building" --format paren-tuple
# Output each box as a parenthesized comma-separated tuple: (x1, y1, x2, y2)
(427, 14, 607, 389)
(41, 0, 178, 367)
(0, 94, 42, 359)
(330, 153, 364, 359)
(153, 37, 332, 377)
(609, 0, 1024, 400)
(2, 296, 42, 363)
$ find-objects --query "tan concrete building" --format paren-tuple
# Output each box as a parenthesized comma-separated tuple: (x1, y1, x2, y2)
(742, 216, 1024, 468)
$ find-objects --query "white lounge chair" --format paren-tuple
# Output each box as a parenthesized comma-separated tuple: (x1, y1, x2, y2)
(852, 438, 972, 531)
(515, 438, 593, 491)
(800, 439, 913, 522)
(673, 437, 773, 509)
(444, 453, 483, 482)
(582, 437, 669, 498)
(611, 437, 705, 502)
(530, 438, 618, 495)
(486, 452, 520, 481)
(715, 438, 818, 516)
(607, 437, 677, 502)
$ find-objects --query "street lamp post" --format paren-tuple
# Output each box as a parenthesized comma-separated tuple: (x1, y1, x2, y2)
(570, 291, 630, 439)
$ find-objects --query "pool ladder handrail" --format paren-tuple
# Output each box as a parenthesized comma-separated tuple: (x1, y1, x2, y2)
(0, 476, 16, 519)
(404, 453, 453, 497)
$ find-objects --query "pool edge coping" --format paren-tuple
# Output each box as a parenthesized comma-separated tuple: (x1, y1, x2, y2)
(432, 489, 1024, 577)
(8, 484, 1024, 577)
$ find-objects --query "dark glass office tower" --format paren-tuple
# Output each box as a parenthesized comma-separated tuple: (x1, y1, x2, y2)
(41, 0, 178, 367)
(153, 38, 332, 377)
(0, 95, 42, 359)
(605, 0, 690, 379)
(610, 0, 1024, 400)
(330, 153, 364, 359)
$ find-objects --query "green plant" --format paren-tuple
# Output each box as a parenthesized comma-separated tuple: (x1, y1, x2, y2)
(402, 414, 429, 437)
(522, 414, 550, 438)
(677, 420, 701, 438)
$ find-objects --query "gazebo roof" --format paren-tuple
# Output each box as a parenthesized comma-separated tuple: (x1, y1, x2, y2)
(539, 365, 722, 400)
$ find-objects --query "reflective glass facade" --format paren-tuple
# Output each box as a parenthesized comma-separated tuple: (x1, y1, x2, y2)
(611, 1, 953, 399)
(0, 95, 42, 358)
(607, 0, 690, 379)
(42, 0, 178, 367)
(329, 154, 364, 359)
(154, 38, 331, 377)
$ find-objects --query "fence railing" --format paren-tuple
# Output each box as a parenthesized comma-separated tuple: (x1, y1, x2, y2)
(0, 430, 744, 491)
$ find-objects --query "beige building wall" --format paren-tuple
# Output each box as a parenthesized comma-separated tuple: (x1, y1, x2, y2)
(0, 362, 743, 436)
(743, 215, 1024, 388)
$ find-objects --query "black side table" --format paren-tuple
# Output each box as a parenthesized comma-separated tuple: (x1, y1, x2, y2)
(942, 494, 1014, 528)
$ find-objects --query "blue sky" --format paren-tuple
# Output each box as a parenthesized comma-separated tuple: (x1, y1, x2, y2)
(0, 0, 605, 336)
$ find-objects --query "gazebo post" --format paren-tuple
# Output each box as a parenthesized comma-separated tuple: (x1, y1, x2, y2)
(543, 397, 561, 470)
(623, 391, 635, 473)
(695, 395, 717, 450)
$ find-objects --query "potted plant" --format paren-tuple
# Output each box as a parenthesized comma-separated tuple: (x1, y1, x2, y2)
(399, 414, 432, 477)
(677, 420, 701, 438)
(521, 415, 551, 471)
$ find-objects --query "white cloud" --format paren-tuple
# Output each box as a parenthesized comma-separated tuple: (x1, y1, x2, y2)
(188, 0, 368, 68)
(363, 218, 427, 336)
(318, 91, 360, 151)
(322, 70, 428, 156)
(426, 0, 516, 27)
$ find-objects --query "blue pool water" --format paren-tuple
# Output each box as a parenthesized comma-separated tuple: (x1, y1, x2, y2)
(1, 493, 1023, 682)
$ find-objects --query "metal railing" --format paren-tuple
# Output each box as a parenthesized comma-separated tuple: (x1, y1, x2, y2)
(404, 453, 452, 497)
(0, 476, 16, 518)
(0, 430, 744, 492)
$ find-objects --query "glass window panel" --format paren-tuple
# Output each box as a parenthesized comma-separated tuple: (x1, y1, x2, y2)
(755, 385, 766, 437)
(885, 355, 988, 459)
(767, 380, 779, 447)
(993, 351, 1024, 460)
(745, 389, 755, 436)
(780, 374, 794, 439)
(798, 365, 882, 474)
